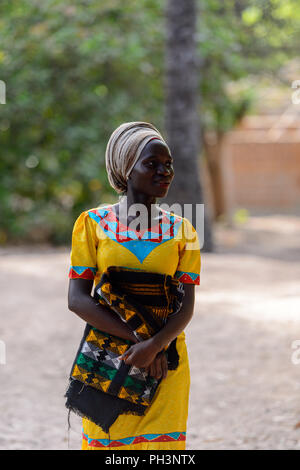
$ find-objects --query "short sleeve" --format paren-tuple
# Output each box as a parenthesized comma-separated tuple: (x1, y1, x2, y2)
(174, 217, 201, 285)
(68, 211, 98, 280)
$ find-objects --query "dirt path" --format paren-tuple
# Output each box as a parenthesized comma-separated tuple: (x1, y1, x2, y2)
(0, 215, 300, 449)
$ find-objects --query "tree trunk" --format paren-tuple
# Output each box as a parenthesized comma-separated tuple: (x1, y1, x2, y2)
(163, 0, 213, 252)
(203, 130, 227, 219)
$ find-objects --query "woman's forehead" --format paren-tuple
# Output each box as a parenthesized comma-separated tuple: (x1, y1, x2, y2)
(140, 139, 171, 158)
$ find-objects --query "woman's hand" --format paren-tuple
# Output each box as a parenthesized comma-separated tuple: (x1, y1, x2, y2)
(145, 350, 168, 380)
(118, 338, 160, 369)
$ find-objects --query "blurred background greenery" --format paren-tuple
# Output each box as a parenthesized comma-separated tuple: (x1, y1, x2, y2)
(0, 0, 299, 245)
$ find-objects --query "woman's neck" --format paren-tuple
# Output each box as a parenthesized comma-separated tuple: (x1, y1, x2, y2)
(125, 189, 156, 212)
(116, 193, 161, 228)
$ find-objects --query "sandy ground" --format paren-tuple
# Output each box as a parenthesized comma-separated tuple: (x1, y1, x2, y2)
(0, 214, 300, 450)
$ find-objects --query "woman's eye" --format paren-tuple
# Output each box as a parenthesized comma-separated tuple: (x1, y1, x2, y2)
(145, 160, 173, 169)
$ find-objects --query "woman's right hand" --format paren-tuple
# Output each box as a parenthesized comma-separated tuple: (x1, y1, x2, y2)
(145, 350, 168, 381)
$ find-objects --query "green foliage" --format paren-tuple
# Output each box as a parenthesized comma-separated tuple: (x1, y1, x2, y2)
(0, 0, 164, 244)
(198, 0, 300, 132)
(0, 0, 299, 244)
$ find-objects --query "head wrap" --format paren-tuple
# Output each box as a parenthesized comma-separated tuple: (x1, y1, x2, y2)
(105, 121, 169, 194)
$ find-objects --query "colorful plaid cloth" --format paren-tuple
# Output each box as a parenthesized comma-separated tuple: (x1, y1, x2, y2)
(65, 266, 184, 431)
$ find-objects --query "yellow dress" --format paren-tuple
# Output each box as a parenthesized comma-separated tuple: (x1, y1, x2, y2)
(68, 204, 201, 450)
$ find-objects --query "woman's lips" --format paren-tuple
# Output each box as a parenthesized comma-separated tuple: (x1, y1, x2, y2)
(155, 180, 171, 187)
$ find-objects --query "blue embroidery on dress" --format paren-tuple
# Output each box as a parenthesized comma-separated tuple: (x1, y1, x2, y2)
(88, 206, 183, 264)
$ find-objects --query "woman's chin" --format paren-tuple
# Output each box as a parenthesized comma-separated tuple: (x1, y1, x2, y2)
(153, 186, 170, 198)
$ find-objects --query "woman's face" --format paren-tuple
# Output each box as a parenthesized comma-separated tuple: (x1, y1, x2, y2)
(127, 139, 174, 198)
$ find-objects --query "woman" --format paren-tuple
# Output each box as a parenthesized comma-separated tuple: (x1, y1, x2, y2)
(68, 121, 201, 450)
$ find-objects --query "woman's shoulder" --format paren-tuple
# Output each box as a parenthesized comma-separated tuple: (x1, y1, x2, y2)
(161, 210, 199, 248)
(77, 204, 114, 220)
(87, 203, 114, 213)
(72, 206, 109, 231)
(160, 208, 196, 230)
(160, 207, 183, 222)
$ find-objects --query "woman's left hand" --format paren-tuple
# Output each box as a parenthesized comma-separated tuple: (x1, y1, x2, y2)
(118, 338, 160, 369)
(145, 350, 168, 380)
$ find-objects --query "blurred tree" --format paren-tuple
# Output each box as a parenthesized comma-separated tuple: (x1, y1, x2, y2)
(164, 0, 213, 251)
(198, 0, 300, 219)
(0, 0, 165, 244)
(0, 0, 299, 243)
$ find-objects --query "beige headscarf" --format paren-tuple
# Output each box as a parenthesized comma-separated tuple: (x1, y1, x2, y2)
(105, 121, 169, 194)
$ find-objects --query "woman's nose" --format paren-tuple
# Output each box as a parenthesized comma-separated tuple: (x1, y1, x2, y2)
(157, 164, 172, 175)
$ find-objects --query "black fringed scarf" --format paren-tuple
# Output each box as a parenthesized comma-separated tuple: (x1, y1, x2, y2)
(65, 266, 184, 433)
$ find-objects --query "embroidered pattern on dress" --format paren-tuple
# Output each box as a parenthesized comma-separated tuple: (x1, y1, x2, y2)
(82, 430, 186, 448)
(175, 270, 200, 285)
(69, 266, 97, 280)
(87, 206, 183, 263)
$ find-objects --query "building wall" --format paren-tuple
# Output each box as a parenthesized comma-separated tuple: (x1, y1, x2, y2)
(221, 117, 300, 213)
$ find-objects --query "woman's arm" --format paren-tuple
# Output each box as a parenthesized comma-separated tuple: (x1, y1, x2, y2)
(68, 278, 138, 343)
(69, 278, 168, 379)
(120, 284, 195, 368)
(151, 283, 195, 351)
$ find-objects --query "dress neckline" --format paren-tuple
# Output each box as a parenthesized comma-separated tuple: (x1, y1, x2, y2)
(90, 204, 183, 248)
(106, 204, 165, 234)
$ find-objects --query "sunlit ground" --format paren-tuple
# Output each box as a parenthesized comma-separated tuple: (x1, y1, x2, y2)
(0, 214, 300, 449)
(187, 214, 300, 449)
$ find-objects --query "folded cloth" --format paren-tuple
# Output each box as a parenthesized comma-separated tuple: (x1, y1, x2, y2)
(65, 266, 185, 432)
